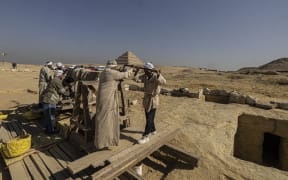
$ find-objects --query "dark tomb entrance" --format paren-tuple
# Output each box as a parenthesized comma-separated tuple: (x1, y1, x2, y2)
(262, 133, 280, 168)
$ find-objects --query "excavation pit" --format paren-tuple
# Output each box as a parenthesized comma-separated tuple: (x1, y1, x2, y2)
(234, 113, 288, 171)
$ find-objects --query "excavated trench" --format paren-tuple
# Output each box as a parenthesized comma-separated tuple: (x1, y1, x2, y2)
(234, 113, 288, 171)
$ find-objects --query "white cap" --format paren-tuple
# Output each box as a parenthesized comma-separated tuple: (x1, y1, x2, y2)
(56, 62, 63, 68)
(55, 69, 64, 77)
(144, 62, 154, 69)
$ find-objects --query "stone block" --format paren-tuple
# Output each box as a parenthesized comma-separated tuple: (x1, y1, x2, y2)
(229, 91, 246, 104)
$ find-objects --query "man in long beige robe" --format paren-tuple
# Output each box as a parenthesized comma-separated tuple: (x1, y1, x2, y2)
(94, 60, 131, 149)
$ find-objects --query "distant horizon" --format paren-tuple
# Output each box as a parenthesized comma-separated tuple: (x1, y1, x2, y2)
(1, 0, 288, 71)
(2, 54, 286, 71)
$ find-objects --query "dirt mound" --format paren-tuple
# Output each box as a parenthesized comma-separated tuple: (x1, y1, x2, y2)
(259, 58, 288, 71)
(237, 57, 288, 74)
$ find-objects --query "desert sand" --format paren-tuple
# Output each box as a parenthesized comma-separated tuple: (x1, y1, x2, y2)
(0, 62, 288, 179)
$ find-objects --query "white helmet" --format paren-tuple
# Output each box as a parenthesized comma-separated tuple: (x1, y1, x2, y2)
(144, 62, 154, 69)
(56, 62, 63, 68)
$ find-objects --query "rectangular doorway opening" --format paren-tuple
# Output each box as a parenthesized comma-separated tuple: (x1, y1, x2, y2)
(262, 133, 280, 168)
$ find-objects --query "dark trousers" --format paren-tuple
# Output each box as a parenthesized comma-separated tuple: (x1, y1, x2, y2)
(143, 108, 156, 136)
(43, 103, 56, 133)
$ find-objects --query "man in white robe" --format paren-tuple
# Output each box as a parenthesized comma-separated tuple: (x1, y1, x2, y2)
(94, 59, 131, 149)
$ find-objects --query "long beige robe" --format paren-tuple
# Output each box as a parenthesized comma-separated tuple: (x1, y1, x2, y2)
(94, 68, 129, 149)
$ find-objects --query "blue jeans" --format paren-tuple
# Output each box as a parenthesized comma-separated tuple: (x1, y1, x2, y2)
(143, 108, 156, 136)
(43, 103, 56, 133)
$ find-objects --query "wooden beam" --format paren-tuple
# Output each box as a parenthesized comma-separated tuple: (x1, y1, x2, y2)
(38, 151, 71, 179)
(90, 127, 179, 179)
(30, 153, 51, 179)
(23, 156, 43, 180)
(9, 161, 31, 180)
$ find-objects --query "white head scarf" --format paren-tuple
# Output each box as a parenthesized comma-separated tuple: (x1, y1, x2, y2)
(45, 61, 53, 66)
(106, 59, 117, 68)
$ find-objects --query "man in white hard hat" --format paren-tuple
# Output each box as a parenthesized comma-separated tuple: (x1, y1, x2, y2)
(137, 62, 166, 144)
(94, 59, 133, 149)
(38, 61, 54, 106)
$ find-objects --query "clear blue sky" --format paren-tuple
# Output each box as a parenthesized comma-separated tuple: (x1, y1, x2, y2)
(1, 0, 288, 70)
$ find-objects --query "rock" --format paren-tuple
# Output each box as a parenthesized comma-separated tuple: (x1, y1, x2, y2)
(276, 102, 288, 110)
(245, 95, 256, 106)
(229, 91, 246, 104)
(203, 89, 229, 96)
(254, 101, 273, 110)
(171, 88, 191, 97)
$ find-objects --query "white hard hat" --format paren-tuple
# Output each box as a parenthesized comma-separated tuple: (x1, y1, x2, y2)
(45, 61, 53, 66)
(144, 62, 154, 69)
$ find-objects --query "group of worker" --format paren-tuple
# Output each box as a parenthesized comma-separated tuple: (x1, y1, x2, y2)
(38, 59, 166, 147)
(38, 61, 67, 134)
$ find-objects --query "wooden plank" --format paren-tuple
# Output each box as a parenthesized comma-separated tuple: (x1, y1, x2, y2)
(68, 124, 170, 175)
(9, 161, 31, 180)
(10, 120, 24, 136)
(23, 156, 43, 180)
(30, 153, 51, 179)
(91, 127, 180, 179)
(0, 124, 11, 142)
(2, 122, 13, 140)
(38, 150, 71, 179)
(52, 145, 88, 179)
(67, 147, 114, 174)
(58, 141, 84, 160)
(6, 122, 17, 138)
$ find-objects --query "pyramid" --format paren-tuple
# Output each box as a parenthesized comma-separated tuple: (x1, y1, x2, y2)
(116, 51, 144, 66)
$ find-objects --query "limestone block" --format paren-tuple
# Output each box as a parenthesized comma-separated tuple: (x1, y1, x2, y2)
(229, 91, 246, 104)
(276, 102, 288, 110)
(255, 101, 273, 110)
(205, 94, 229, 104)
(198, 89, 205, 102)
(234, 130, 263, 164)
(275, 120, 288, 138)
(238, 114, 275, 132)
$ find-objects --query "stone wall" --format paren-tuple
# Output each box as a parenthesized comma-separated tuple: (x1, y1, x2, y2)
(234, 113, 288, 171)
